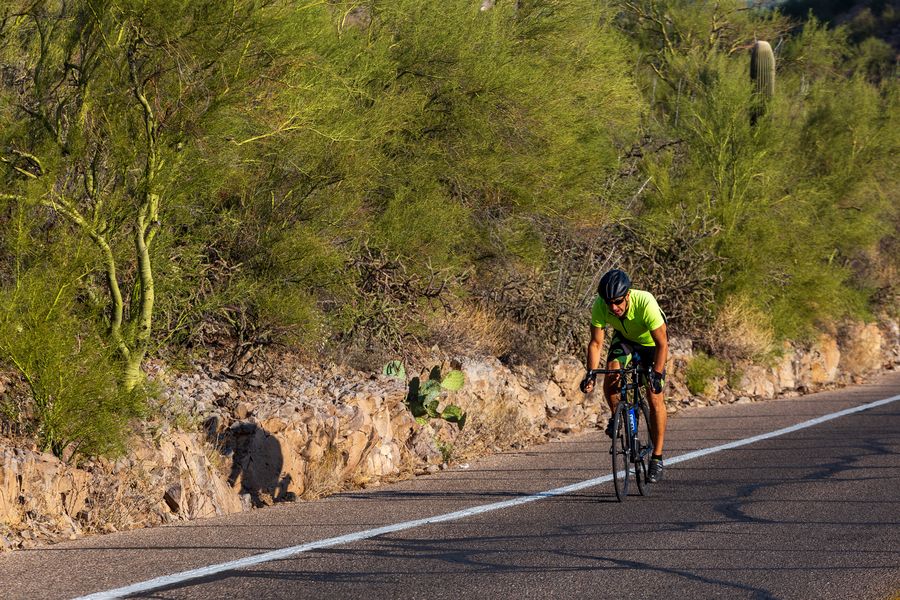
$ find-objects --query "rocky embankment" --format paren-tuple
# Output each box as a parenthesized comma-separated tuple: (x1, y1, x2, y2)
(1, 320, 897, 550)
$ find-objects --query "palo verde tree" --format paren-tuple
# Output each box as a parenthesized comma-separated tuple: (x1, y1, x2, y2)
(617, 2, 898, 345)
(0, 1, 300, 394)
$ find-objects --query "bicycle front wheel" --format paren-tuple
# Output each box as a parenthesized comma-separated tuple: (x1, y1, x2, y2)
(635, 399, 654, 497)
(611, 402, 630, 501)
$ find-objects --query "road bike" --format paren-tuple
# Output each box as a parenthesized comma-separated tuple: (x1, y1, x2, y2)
(588, 356, 655, 501)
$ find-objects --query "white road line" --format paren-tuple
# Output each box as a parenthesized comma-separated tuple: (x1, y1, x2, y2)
(75, 393, 900, 599)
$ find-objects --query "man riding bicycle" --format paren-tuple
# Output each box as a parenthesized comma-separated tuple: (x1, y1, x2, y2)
(580, 269, 669, 483)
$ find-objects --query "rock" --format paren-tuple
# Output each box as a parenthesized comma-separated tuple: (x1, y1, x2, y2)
(163, 484, 182, 513)
(204, 415, 224, 436)
(542, 381, 567, 415)
(0, 534, 14, 551)
(808, 334, 840, 385)
(773, 345, 797, 391)
(548, 405, 581, 433)
(551, 357, 583, 399)
(839, 322, 884, 375)
(735, 365, 776, 399)
(409, 429, 443, 465)
(235, 402, 253, 419)
(3, 321, 898, 551)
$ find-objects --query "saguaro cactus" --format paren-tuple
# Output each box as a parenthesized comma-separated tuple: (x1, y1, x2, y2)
(750, 40, 775, 124)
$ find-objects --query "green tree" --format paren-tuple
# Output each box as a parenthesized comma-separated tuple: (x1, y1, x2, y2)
(617, 1, 897, 344)
(0, 1, 307, 390)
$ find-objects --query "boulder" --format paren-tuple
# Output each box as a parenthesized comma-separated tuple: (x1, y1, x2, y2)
(839, 322, 884, 375)
(0, 447, 90, 529)
(807, 334, 840, 385)
(735, 364, 777, 399)
(773, 343, 797, 391)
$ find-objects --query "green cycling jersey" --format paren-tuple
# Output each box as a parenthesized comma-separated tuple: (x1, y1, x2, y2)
(590, 289, 666, 346)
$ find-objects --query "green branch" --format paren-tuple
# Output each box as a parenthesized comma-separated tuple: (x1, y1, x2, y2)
(41, 195, 129, 360)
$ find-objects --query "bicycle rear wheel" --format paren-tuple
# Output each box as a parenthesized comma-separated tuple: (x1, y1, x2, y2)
(611, 402, 630, 501)
(634, 399, 654, 496)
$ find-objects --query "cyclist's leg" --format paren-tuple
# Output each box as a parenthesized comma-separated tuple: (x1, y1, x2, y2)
(646, 380, 666, 455)
(602, 359, 623, 415)
(603, 334, 633, 415)
(636, 344, 667, 455)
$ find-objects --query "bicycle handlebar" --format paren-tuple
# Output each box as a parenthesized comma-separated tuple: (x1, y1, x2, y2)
(587, 368, 628, 376)
(586, 364, 652, 377)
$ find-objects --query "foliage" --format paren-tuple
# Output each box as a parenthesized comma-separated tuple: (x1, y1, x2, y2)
(0, 0, 314, 389)
(685, 353, 725, 396)
(0, 271, 144, 459)
(707, 295, 775, 360)
(436, 439, 454, 464)
(619, 3, 898, 343)
(382, 360, 407, 381)
(0, 0, 897, 459)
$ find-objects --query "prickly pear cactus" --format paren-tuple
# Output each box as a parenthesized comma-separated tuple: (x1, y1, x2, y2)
(383, 362, 467, 429)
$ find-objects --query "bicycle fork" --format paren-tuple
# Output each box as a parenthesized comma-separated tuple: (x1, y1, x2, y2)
(626, 404, 639, 459)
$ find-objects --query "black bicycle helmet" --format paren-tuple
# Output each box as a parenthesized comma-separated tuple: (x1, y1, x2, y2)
(597, 269, 631, 301)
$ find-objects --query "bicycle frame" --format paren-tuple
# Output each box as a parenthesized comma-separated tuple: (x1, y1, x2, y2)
(590, 364, 646, 451)
(588, 353, 654, 499)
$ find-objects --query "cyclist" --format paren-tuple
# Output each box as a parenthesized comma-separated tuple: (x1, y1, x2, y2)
(580, 269, 669, 483)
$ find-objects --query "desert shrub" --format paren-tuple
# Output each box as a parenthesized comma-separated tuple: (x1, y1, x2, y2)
(0, 273, 145, 460)
(425, 304, 514, 359)
(383, 362, 466, 428)
(619, 214, 725, 338)
(473, 219, 610, 363)
(452, 396, 533, 459)
(706, 295, 775, 361)
(685, 353, 726, 396)
(625, 9, 897, 346)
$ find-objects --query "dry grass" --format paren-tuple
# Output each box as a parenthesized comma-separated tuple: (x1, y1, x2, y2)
(428, 304, 514, 358)
(81, 467, 161, 533)
(707, 295, 774, 360)
(301, 446, 344, 500)
(452, 396, 534, 459)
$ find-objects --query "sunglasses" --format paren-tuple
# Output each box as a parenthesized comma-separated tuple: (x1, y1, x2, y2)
(606, 295, 627, 306)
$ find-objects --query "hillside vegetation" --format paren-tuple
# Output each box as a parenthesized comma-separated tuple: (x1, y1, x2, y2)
(0, 0, 896, 459)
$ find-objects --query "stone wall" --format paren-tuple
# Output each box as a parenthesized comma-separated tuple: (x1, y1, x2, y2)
(1, 319, 897, 550)
(666, 319, 899, 410)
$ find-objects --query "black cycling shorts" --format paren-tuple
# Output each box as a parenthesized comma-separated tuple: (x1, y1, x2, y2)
(606, 332, 666, 384)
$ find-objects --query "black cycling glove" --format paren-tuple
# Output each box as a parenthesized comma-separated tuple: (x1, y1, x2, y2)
(649, 370, 664, 394)
(579, 373, 596, 393)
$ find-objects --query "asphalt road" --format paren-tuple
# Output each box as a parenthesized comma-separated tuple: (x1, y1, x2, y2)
(3, 371, 899, 600)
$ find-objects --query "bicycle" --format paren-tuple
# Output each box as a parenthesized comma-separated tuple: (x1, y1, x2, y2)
(588, 355, 655, 501)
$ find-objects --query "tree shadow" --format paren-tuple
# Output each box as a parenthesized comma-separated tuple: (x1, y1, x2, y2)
(209, 421, 292, 508)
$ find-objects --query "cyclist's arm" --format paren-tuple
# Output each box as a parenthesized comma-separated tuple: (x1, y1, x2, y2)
(649, 323, 668, 375)
(587, 324, 605, 371)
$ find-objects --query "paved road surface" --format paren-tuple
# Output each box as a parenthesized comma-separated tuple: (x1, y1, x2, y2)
(3, 371, 899, 599)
